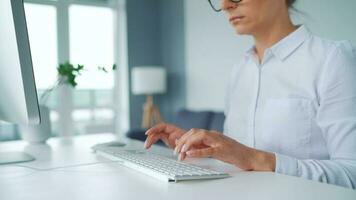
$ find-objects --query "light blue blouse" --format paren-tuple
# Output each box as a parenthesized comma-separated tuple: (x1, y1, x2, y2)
(224, 25, 356, 188)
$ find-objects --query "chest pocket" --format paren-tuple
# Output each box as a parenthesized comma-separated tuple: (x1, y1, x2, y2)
(260, 98, 312, 158)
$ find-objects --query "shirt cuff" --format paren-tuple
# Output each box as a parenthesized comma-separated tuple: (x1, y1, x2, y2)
(275, 153, 299, 176)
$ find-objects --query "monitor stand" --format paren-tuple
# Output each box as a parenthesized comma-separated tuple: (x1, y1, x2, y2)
(0, 128, 36, 165)
(0, 152, 35, 165)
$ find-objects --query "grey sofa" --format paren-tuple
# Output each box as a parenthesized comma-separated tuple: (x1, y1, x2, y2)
(126, 109, 225, 143)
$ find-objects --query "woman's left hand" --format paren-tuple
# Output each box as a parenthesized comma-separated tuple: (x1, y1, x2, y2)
(174, 129, 276, 171)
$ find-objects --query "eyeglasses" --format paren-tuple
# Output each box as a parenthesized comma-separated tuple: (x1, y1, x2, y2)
(208, 0, 243, 12)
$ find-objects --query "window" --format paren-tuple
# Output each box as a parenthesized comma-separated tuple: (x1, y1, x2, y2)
(0, 0, 130, 141)
(24, 3, 60, 136)
(24, 4, 58, 90)
(69, 5, 115, 90)
(2, 0, 121, 139)
(69, 5, 115, 134)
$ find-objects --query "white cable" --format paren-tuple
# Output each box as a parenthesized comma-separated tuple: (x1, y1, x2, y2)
(13, 160, 121, 172)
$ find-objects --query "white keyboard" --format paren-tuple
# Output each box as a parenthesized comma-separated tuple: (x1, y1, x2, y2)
(95, 148, 229, 182)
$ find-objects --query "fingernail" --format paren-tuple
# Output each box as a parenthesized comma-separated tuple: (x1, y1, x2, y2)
(186, 151, 192, 156)
(181, 144, 187, 152)
(174, 147, 178, 154)
(178, 153, 182, 161)
(144, 141, 148, 149)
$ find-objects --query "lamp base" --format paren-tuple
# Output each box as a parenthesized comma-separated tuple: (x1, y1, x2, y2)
(141, 95, 162, 129)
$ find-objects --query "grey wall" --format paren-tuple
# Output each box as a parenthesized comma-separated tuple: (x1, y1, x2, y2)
(184, 0, 253, 110)
(159, 0, 186, 124)
(126, 0, 186, 129)
(292, 0, 356, 45)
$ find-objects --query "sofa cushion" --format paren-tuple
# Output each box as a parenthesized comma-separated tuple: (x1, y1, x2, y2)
(126, 128, 147, 142)
(174, 109, 212, 131)
(126, 109, 225, 143)
(126, 128, 164, 145)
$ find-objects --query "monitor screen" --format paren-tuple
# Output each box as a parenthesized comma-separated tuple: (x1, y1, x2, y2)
(0, 0, 40, 125)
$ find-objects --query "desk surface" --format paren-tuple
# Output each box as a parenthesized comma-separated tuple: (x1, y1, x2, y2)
(0, 134, 355, 200)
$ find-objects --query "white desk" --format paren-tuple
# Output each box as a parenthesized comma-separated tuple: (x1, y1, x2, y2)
(0, 134, 355, 200)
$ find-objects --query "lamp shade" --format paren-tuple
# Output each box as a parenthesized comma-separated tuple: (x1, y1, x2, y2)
(131, 66, 167, 95)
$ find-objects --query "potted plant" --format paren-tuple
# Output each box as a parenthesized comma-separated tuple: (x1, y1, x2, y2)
(39, 62, 85, 104)
(20, 62, 116, 143)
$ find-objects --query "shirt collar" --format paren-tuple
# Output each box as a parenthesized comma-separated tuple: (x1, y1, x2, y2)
(245, 25, 311, 62)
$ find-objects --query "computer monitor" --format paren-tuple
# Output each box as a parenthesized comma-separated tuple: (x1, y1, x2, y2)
(0, 0, 41, 164)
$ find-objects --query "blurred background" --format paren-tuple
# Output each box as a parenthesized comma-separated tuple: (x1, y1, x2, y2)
(1, 0, 355, 141)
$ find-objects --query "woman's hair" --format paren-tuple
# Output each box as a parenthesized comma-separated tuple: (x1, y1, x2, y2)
(286, 0, 296, 8)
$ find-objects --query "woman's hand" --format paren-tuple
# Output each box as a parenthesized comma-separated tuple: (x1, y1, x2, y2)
(144, 123, 185, 149)
(174, 129, 276, 171)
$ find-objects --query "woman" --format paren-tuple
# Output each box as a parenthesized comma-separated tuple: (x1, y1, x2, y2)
(144, 0, 356, 188)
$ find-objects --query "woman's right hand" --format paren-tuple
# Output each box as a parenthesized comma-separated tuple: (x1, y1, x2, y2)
(144, 123, 185, 149)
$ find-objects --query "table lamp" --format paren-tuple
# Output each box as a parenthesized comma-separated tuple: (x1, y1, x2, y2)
(132, 66, 167, 129)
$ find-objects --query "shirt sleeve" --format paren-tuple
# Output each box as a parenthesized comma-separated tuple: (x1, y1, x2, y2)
(275, 41, 356, 189)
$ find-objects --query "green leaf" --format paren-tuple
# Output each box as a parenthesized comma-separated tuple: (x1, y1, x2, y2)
(98, 66, 108, 73)
(56, 61, 84, 88)
(77, 64, 84, 70)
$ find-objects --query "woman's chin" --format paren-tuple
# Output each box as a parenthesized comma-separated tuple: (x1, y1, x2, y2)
(233, 25, 252, 35)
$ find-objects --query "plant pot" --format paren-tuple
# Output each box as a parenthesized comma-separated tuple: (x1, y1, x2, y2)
(20, 105, 52, 144)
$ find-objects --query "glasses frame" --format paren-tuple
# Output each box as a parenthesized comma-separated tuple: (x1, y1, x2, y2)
(208, 0, 243, 12)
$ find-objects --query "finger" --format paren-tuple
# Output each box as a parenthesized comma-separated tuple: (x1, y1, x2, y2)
(144, 134, 155, 149)
(165, 137, 176, 149)
(174, 129, 198, 154)
(147, 133, 171, 149)
(178, 146, 203, 160)
(180, 132, 208, 153)
(145, 123, 167, 135)
(146, 123, 183, 137)
(175, 129, 205, 154)
(178, 152, 186, 161)
(144, 133, 166, 149)
(186, 147, 215, 158)
(144, 133, 164, 149)
(160, 137, 170, 147)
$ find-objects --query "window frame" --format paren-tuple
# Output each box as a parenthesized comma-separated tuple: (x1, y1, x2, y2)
(22, 0, 130, 137)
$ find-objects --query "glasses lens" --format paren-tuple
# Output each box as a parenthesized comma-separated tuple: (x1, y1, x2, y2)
(209, 0, 222, 11)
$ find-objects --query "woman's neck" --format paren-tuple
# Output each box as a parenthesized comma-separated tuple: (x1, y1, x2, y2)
(253, 17, 297, 63)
